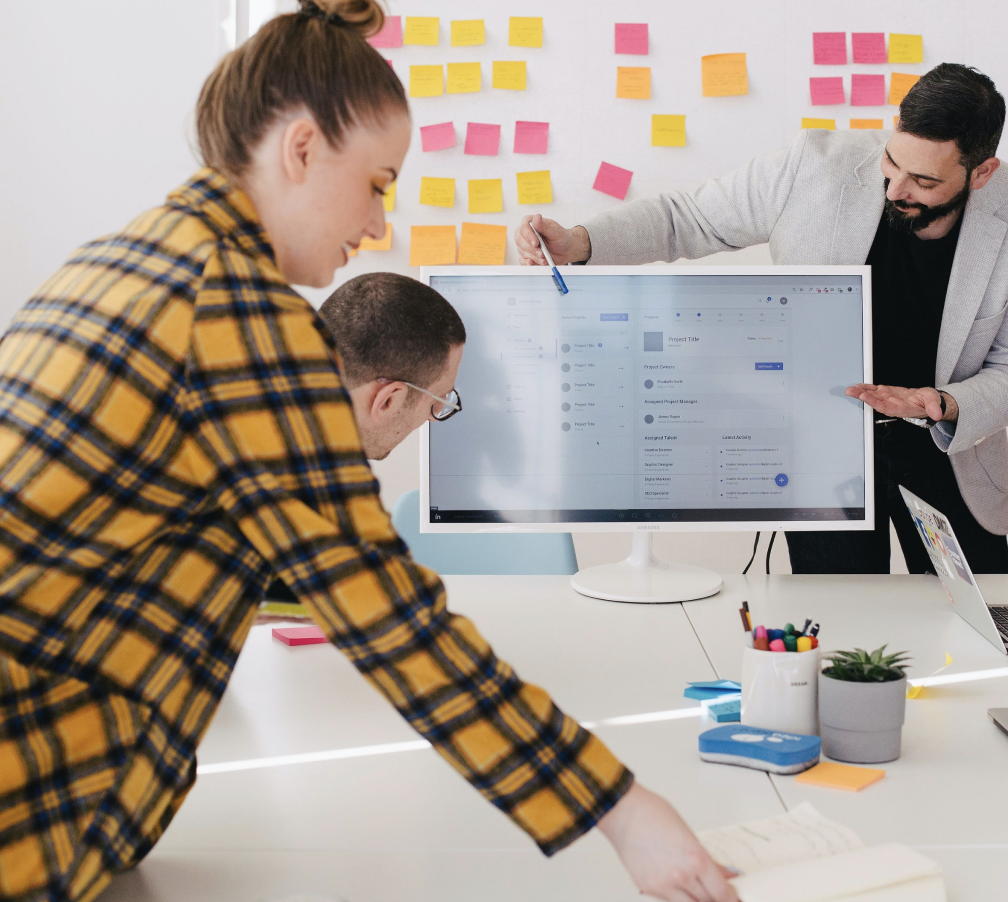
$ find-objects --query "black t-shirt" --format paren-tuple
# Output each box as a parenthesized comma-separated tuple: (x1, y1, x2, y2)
(867, 209, 963, 388)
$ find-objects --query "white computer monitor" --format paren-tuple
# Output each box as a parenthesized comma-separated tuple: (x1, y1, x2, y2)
(419, 265, 873, 602)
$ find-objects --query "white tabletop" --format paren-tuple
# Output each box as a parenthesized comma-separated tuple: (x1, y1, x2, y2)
(98, 574, 1008, 902)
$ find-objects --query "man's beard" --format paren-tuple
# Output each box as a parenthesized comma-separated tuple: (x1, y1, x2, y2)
(884, 176, 971, 235)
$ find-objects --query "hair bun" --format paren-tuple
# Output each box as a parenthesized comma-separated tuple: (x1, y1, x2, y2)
(299, 0, 385, 37)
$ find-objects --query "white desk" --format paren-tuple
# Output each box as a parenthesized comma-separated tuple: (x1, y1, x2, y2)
(98, 575, 1008, 902)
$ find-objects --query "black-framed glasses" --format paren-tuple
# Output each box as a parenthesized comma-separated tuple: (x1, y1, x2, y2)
(402, 382, 462, 421)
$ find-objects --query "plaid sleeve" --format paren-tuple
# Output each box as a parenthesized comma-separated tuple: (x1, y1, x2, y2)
(182, 246, 633, 855)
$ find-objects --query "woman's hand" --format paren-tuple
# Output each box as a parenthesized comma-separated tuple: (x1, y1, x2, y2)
(598, 782, 739, 902)
(514, 214, 592, 265)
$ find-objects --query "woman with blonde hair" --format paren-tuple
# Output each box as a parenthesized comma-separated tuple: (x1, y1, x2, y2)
(0, 3, 735, 900)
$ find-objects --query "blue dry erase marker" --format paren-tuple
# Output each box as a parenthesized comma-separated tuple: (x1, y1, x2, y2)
(530, 224, 569, 295)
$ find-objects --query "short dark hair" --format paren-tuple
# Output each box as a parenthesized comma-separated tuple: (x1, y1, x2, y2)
(319, 273, 466, 391)
(898, 63, 1005, 172)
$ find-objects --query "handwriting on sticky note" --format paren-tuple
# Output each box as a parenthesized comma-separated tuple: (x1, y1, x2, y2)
(458, 222, 507, 265)
(813, 32, 847, 65)
(852, 32, 886, 63)
(802, 117, 836, 130)
(403, 16, 439, 46)
(358, 223, 392, 252)
(701, 53, 748, 97)
(410, 226, 456, 267)
(468, 179, 503, 214)
(447, 62, 481, 94)
(382, 181, 396, 213)
(851, 74, 886, 107)
(888, 33, 923, 64)
(516, 170, 552, 205)
(593, 161, 633, 200)
(889, 72, 920, 106)
(420, 177, 455, 208)
(492, 61, 526, 90)
(420, 122, 455, 152)
(810, 76, 845, 105)
(850, 119, 884, 130)
(509, 16, 543, 48)
(451, 19, 484, 46)
(652, 114, 686, 147)
(464, 122, 500, 156)
(617, 67, 651, 99)
(615, 23, 648, 55)
(410, 65, 444, 98)
(514, 120, 548, 154)
(367, 15, 402, 48)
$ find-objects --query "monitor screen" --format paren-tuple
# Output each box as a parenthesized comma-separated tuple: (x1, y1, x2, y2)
(422, 266, 872, 531)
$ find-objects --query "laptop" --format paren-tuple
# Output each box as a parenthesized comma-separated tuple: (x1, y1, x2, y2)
(900, 485, 1008, 655)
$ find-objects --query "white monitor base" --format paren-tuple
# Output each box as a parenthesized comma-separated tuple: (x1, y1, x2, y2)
(571, 532, 723, 604)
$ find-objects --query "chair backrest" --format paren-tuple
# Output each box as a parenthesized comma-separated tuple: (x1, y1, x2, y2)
(390, 489, 578, 575)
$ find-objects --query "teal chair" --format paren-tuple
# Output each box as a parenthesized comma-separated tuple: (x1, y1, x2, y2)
(390, 489, 578, 575)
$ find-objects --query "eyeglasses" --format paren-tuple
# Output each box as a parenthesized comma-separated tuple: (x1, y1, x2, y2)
(378, 379, 462, 421)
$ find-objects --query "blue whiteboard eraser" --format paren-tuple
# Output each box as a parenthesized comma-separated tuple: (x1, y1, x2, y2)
(698, 724, 820, 774)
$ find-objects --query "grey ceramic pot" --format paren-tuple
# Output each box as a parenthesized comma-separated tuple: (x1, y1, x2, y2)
(818, 672, 907, 763)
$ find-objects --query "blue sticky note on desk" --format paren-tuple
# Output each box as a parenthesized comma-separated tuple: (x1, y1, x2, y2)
(706, 697, 741, 722)
(684, 680, 741, 701)
(688, 680, 742, 690)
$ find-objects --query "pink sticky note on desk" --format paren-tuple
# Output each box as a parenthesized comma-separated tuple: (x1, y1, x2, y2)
(593, 161, 633, 200)
(851, 74, 886, 107)
(272, 626, 326, 647)
(464, 122, 501, 156)
(810, 76, 846, 105)
(615, 23, 648, 55)
(420, 121, 456, 151)
(813, 32, 847, 65)
(852, 32, 886, 64)
(514, 120, 548, 153)
(368, 15, 402, 48)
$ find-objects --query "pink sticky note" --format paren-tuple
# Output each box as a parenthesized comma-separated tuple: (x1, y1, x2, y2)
(593, 161, 633, 200)
(514, 120, 549, 154)
(420, 121, 456, 152)
(464, 122, 501, 156)
(615, 23, 648, 55)
(852, 32, 886, 64)
(368, 15, 402, 48)
(272, 626, 326, 647)
(851, 74, 886, 106)
(810, 76, 846, 105)
(813, 32, 847, 65)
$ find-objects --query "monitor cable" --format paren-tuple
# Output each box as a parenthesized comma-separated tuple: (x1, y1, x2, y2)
(765, 530, 777, 574)
(742, 532, 761, 575)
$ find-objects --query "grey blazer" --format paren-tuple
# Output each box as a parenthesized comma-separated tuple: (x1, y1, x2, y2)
(582, 130, 1008, 534)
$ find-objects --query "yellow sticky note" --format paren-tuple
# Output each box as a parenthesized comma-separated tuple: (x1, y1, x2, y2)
(420, 177, 455, 208)
(493, 61, 527, 90)
(906, 684, 925, 699)
(447, 62, 481, 94)
(458, 222, 507, 265)
(410, 226, 456, 267)
(802, 117, 836, 130)
(794, 761, 885, 792)
(888, 33, 923, 64)
(851, 119, 884, 130)
(701, 53, 748, 97)
(382, 181, 396, 213)
(652, 114, 686, 146)
(468, 178, 503, 214)
(410, 65, 444, 98)
(889, 72, 921, 106)
(358, 223, 392, 252)
(451, 19, 484, 46)
(894, 115, 900, 128)
(404, 17, 439, 46)
(509, 17, 543, 48)
(617, 67, 651, 99)
(516, 170, 552, 204)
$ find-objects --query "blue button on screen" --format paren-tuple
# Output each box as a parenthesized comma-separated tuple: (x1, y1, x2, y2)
(755, 362, 784, 371)
(775, 473, 789, 487)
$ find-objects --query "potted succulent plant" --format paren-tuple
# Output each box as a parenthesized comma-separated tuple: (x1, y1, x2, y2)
(818, 646, 910, 764)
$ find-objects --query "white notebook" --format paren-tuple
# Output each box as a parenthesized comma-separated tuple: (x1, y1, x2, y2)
(697, 804, 945, 902)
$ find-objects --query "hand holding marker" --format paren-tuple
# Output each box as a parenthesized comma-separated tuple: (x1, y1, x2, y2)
(529, 224, 569, 295)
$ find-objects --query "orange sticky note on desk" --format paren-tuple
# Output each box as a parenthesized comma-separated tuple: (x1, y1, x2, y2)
(458, 222, 507, 265)
(410, 65, 444, 98)
(420, 177, 455, 208)
(888, 33, 923, 64)
(404, 16, 439, 46)
(493, 61, 526, 90)
(410, 226, 456, 267)
(468, 178, 503, 214)
(702, 53, 748, 97)
(794, 761, 885, 792)
(889, 72, 921, 106)
(617, 67, 651, 99)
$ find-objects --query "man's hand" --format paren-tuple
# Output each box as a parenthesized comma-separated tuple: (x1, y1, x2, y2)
(515, 214, 591, 265)
(598, 781, 738, 902)
(846, 384, 957, 423)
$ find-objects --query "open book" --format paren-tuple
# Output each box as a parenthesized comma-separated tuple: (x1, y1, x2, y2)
(697, 803, 945, 902)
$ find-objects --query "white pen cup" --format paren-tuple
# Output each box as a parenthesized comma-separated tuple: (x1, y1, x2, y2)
(740, 646, 820, 736)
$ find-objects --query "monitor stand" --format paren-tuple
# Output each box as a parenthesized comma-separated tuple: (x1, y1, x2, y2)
(570, 532, 723, 604)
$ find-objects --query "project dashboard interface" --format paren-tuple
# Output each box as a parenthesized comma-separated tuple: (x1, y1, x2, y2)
(427, 272, 868, 524)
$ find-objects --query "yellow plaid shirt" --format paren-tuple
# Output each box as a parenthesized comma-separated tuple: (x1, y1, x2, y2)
(0, 171, 632, 901)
